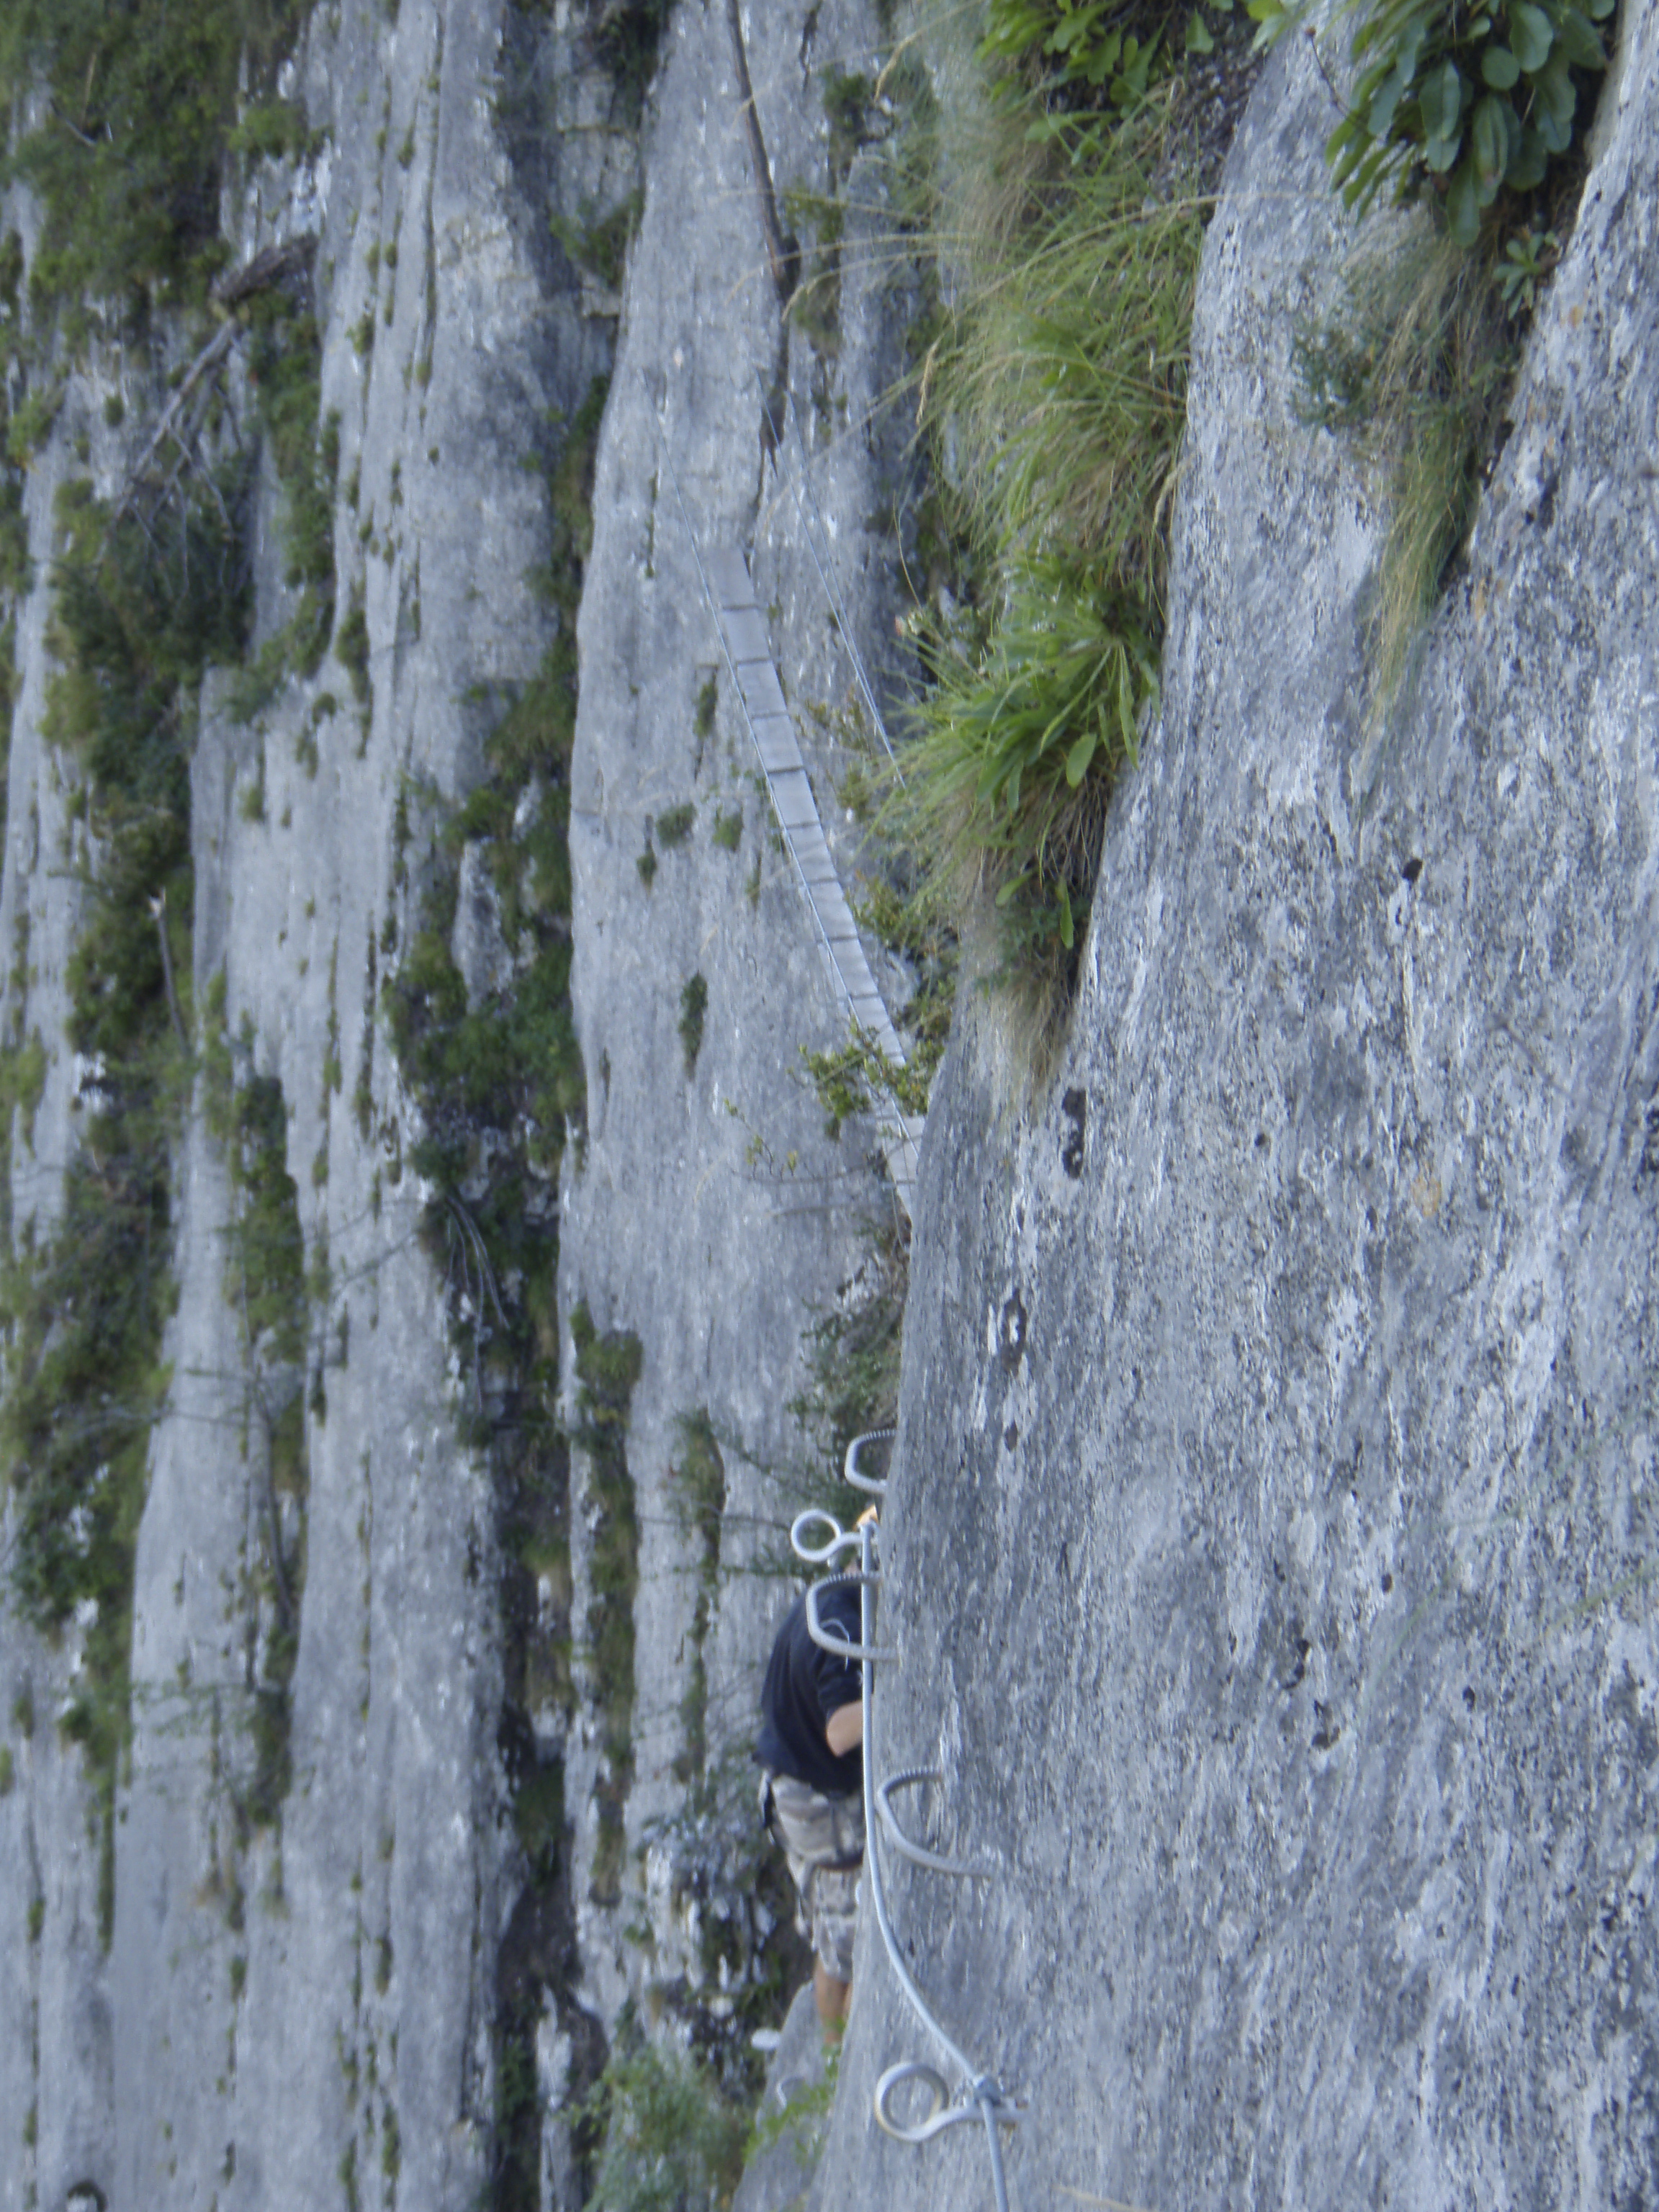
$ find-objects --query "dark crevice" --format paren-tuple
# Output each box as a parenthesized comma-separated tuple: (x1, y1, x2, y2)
(725, 0, 799, 310)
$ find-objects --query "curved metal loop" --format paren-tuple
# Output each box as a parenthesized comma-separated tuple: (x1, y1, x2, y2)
(789, 1509, 865, 1567)
(843, 1427, 893, 1496)
(876, 1768, 997, 1881)
(875, 2062, 1022, 2146)
(805, 1572, 896, 1665)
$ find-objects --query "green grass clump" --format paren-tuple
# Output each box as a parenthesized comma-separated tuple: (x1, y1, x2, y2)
(656, 801, 695, 849)
(894, 72, 1204, 1056)
(1297, 231, 1518, 735)
(669, 1411, 725, 1794)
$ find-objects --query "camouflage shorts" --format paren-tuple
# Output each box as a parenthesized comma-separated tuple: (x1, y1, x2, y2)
(762, 1771, 864, 1983)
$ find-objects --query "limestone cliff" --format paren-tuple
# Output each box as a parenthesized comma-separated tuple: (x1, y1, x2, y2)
(0, 0, 1653, 2208)
(818, 13, 1659, 2212)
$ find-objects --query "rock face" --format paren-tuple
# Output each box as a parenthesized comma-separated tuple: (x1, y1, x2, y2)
(817, 15, 1659, 2212)
(557, 0, 914, 2029)
(2, 0, 1654, 2206)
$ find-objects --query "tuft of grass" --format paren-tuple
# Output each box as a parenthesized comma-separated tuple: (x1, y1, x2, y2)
(890, 80, 1205, 1058)
(570, 1301, 642, 1905)
(1295, 230, 1515, 738)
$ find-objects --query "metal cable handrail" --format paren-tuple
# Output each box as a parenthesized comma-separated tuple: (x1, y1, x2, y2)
(789, 1491, 1020, 2211)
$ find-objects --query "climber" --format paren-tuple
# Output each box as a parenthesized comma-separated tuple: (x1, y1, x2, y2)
(754, 1509, 877, 2035)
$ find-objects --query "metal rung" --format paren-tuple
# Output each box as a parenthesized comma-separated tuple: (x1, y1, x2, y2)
(771, 771, 817, 829)
(736, 658, 788, 720)
(704, 546, 752, 607)
(750, 712, 796, 773)
(719, 604, 771, 661)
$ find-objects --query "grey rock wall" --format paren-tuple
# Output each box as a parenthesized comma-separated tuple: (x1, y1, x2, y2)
(0, 1, 642, 2205)
(818, 13, 1659, 2212)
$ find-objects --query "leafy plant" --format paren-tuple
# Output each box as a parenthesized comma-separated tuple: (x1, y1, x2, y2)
(1496, 222, 1558, 313)
(980, 0, 1166, 110)
(1251, 0, 1617, 246)
(580, 2037, 747, 2212)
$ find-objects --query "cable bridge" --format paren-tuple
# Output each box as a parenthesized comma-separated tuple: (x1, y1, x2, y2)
(656, 400, 925, 1222)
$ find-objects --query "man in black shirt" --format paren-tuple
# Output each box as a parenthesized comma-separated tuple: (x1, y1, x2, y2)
(755, 1575, 866, 2030)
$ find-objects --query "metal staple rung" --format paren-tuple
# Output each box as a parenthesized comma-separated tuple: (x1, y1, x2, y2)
(805, 1571, 896, 1664)
(876, 1768, 997, 1880)
(843, 1428, 891, 1494)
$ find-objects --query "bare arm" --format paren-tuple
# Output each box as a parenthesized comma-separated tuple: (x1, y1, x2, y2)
(824, 1699, 863, 1758)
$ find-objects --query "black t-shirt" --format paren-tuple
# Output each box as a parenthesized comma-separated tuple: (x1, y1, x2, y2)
(754, 1581, 863, 1798)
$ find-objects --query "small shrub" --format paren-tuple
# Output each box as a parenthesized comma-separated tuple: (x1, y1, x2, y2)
(711, 806, 742, 852)
(694, 672, 718, 740)
(801, 1020, 934, 1137)
(678, 973, 708, 1075)
(657, 801, 694, 849)
(637, 842, 657, 889)
(0, 1744, 12, 1794)
(580, 2038, 747, 2212)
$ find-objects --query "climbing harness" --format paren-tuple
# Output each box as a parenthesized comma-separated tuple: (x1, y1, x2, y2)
(790, 1434, 1022, 2212)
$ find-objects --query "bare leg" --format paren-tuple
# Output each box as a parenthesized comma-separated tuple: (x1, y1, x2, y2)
(813, 1956, 851, 2034)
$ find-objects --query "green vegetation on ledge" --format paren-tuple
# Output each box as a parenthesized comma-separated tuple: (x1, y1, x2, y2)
(0, 0, 307, 320)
